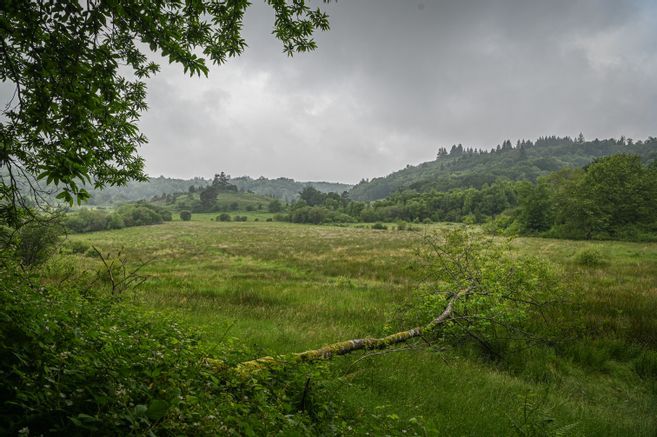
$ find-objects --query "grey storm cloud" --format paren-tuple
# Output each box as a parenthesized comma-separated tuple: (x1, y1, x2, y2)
(134, 0, 657, 183)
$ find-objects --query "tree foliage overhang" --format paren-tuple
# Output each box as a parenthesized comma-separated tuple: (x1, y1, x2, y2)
(0, 0, 330, 225)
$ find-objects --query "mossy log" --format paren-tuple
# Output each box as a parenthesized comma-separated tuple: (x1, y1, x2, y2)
(234, 287, 468, 374)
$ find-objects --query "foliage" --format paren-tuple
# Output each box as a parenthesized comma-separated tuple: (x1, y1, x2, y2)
(65, 203, 170, 233)
(231, 176, 352, 202)
(14, 218, 64, 267)
(1, 0, 330, 222)
(0, 216, 65, 267)
(179, 210, 192, 222)
(49, 220, 657, 434)
(572, 248, 607, 267)
(272, 153, 657, 241)
(0, 267, 347, 435)
(217, 213, 231, 222)
(268, 199, 284, 213)
(350, 136, 657, 201)
(395, 229, 562, 358)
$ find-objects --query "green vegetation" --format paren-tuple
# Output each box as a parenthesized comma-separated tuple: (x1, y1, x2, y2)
(65, 203, 172, 233)
(280, 154, 657, 242)
(1, 0, 330, 221)
(350, 136, 657, 201)
(0, 265, 341, 435)
(153, 188, 273, 215)
(7, 219, 650, 434)
(231, 176, 352, 202)
(2, 2, 656, 433)
(84, 176, 210, 206)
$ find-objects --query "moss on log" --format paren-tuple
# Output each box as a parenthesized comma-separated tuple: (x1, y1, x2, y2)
(234, 288, 469, 374)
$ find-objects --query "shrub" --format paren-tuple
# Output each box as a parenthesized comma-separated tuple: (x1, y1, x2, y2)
(123, 206, 163, 227)
(217, 213, 231, 222)
(245, 205, 255, 211)
(573, 247, 607, 267)
(68, 240, 91, 254)
(106, 213, 125, 230)
(266, 218, 273, 222)
(233, 215, 247, 222)
(229, 202, 239, 211)
(268, 199, 283, 213)
(16, 220, 64, 267)
(0, 271, 342, 435)
(371, 223, 387, 230)
(65, 208, 109, 233)
(179, 210, 192, 221)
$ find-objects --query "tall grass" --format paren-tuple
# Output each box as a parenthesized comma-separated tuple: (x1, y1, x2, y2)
(52, 220, 657, 435)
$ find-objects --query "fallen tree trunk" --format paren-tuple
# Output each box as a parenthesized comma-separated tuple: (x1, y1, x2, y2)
(232, 287, 469, 374)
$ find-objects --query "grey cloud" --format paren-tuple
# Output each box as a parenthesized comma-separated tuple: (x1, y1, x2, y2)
(136, 0, 657, 182)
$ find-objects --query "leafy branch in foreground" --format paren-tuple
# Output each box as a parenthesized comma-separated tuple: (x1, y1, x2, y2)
(224, 228, 563, 373)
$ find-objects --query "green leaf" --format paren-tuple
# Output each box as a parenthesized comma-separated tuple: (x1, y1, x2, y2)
(146, 399, 169, 420)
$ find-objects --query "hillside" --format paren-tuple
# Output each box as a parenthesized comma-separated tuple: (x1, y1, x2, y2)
(349, 136, 657, 201)
(230, 176, 352, 202)
(82, 175, 351, 205)
(85, 176, 211, 205)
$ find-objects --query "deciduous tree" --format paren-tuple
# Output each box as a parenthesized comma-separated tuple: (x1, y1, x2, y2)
(0, 0, 330, 225)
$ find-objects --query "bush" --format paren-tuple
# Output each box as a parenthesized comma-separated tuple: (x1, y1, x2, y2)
(179, 210, 192, 221)
(217, 213, 231, 222)
(229, 202, 239, 211)
(266, 218, 273, 222)
(268, 199, 283, 213)
(0, 271, 342, 435)
(245, 205, 255, 211)
(67, 240, 91, 254)
(371, 223, 387, 230)
(16, 220, 64, 267)
(123, 206, 163, 227)
(66, 203, 172, 234)
(106, 213, 125, 230)
(233, 215, 247, 222)
(573, 247, 607, 267)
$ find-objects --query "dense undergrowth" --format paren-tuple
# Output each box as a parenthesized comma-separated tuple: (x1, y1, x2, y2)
(0, 263, 350, 435)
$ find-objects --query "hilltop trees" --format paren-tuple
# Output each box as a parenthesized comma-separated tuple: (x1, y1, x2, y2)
(197, 172, 239, 211)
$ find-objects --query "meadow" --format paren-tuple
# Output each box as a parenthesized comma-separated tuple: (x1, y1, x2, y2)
(54, 217, 657, 435)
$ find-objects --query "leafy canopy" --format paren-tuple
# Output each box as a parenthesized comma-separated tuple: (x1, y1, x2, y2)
(0, 0, 330, 224)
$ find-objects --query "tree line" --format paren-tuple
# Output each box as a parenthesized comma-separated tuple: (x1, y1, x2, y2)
(279, 154, 657, 241)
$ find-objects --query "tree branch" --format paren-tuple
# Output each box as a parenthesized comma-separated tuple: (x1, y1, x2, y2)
(233, 287, 471, 373)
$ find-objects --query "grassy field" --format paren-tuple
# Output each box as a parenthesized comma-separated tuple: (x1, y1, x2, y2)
(54, 218, 657, 435)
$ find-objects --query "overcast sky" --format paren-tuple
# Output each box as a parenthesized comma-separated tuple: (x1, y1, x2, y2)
(139, 0, 657, 184)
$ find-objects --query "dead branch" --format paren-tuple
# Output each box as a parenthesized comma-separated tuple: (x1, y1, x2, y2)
(235, 287, 471, 373)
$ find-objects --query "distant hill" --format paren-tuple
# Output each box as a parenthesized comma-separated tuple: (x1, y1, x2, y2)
(230, 176, 352, 202)
(349, 136, 657, 201)
(84, 175, 352, 205)
(86, 176, 211, 205)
